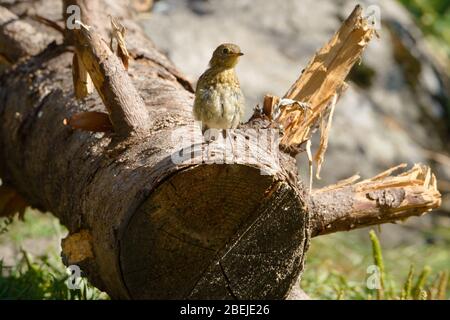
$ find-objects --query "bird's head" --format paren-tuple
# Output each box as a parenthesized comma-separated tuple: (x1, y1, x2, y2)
(209, 43, 244, 69)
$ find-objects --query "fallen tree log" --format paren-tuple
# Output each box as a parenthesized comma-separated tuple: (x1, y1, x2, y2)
(0, 0, 441, 299)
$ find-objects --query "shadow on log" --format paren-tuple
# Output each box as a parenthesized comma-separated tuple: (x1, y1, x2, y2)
(0, 0, 441, 299)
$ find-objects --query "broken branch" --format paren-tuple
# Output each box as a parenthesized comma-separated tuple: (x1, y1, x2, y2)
(310, 164, 442, 237)
(66, 8, 151, 136)
(269, 2, 376, 196)
(278, 5, 375, 146)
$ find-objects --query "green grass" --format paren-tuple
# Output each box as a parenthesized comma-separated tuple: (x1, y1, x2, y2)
(0, 211, 63, 243)
(0, 211, 108, 300)
(0, 250, 107, 300)
(398, 0, 450, 68)
(301, 228, 450, 300)
(1, 212, 448, 300)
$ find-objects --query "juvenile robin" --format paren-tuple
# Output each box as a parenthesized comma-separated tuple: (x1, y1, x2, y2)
(193, 43, 245, 139)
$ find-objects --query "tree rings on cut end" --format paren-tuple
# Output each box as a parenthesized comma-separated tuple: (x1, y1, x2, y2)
(119, 164, 308, 299)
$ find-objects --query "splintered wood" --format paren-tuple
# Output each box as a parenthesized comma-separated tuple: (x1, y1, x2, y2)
(110, 16, 130, 70)
(274, 5, 376, 178)
(353, 163, 441, 211)
(68, 17, 133, 133)
(68, 20, 151, 136)
(70, 17, 130, 99)
(311, 164, 442, 236)
(72, 52, 94, 99)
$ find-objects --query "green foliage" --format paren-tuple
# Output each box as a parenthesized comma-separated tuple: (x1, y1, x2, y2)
(368, 231, 449, 300)
(400, 265, 414, 299)
(369, 230, 385, 299)
(0, 212, 108, 300)
(1, 212, 448, 300)
(301, 229, 450, 300)
(412, 265, 432, 299)
(398, 0, 450, 66)
(0, 250, 108, 300)
(1, 211, 63, 242)
(0, 217, 14, 235)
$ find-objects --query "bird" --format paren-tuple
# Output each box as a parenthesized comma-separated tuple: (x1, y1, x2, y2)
(193, 43, 245, 140)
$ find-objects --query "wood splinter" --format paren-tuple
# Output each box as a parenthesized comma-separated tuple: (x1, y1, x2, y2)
(68, 17, 151, 136)
(265, 5, 376, 187)
(110, 16, 130, 70)
(311, 164, 442, 237)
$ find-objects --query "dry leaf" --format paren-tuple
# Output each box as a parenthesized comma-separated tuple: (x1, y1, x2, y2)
(64, 111, 113, 132)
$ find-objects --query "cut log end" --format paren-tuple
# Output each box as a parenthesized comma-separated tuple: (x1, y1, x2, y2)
(119, 163, 309, 299)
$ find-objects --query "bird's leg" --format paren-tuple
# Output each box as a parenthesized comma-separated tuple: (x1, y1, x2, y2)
(202, 123, 209, 140)
(203, 127, 220, 161)
(203, 124, 217, 143)
(225, 129, 236, 158)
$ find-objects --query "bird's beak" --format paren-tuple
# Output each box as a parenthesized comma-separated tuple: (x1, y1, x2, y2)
(237, 52, 244, 56)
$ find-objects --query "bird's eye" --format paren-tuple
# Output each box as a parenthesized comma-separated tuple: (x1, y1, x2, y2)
(222, 48, 230, 54)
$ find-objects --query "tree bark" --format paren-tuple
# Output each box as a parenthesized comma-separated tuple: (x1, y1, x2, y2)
(0, 0, 441, 299)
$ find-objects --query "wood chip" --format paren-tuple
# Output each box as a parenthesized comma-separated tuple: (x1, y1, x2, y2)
(72, 53, 94, 99)
(110, 16, 130, 70)
(314, 94, 337, 179)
